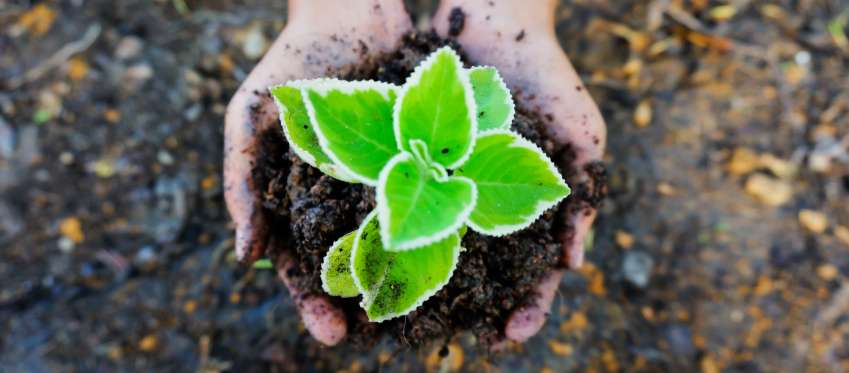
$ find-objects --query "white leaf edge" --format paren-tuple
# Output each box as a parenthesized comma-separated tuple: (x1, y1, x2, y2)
(377, 152, 477, 251)
(320, 230, 359, 297)
(392, 46, 479, 170)
(464, 129, 571, 237)
(297, 78, 399, 186)
(268, 82, 359, 183)
(350, 210, 382, 296)
(468, 66, 515, 131)
(351, 211, 463, 323)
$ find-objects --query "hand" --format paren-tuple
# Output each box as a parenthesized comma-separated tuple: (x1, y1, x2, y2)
(433, 0, 607, 343)
(223, 0, 412, 346)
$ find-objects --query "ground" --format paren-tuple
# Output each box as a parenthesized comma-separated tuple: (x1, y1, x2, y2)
(1, 0, 848, 372)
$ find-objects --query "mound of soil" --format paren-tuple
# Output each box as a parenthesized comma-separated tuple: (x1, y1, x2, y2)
(252, 31, 604, 347)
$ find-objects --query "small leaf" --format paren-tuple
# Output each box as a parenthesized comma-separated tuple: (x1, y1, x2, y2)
(320, 230, 360, 297)
(455, 130, 570, 236)
(268, 83, 357, 182)
(468, 66, 514, 131)
(253, 258, 273, 269)
(300, 79, 400, 185)
(394, 47, 477, 169)
(351, 211, 461, 322)
(377, 152, 476, 250)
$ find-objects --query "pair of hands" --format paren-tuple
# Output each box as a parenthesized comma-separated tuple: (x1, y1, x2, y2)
(224, 0, 605, 346)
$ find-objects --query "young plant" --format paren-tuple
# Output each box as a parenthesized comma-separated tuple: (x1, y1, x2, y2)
(270, 47, 570, 322)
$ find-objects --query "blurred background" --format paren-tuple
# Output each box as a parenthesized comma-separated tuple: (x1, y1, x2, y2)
(1, 0, 848, 371)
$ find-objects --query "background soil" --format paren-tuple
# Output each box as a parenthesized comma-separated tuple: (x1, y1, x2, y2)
(2, 0, 849, 372)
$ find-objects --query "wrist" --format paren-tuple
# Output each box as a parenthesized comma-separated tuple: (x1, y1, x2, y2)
(436, 0, 557, 32)
(289, 0, 408, 24)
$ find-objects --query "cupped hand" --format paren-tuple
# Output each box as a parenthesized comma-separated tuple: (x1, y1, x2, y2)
(433, 0, 607, 343)
(223, 0, 412, 346)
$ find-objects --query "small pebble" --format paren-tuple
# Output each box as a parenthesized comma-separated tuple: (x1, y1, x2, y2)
(138, 334, 158, 352)
(615, 230, 635, 249)
(759, 154, 796, 179)
(835, 225, 849, 247)
(727, 147, 759, 175)
(623, 250, 654, 288)
(794, 50, 811, 66)
(125, 64, 153, 83)
(798, 209, 828, 233)
(808, 152, 832, 173)
(134, 245, 158, 270)
(157, 150, 174, 165)
(633, 99, 652, 128)
(59, 217, 84, 244)
(701, 355, 720, 373)
(817, 264, 838, 280)
(242, 23, 268, 60)
(744, 174, 792, 206)
(58, 237, 75, 253)
(59, 151, 74, 165)
(547, 340, 573, 356)
(103, 109, 121, 124)
(657, 182, 676, 196)
(91, 159, 115, 178)
(67, 57, 88, 81)
(115, 36, 143, 60)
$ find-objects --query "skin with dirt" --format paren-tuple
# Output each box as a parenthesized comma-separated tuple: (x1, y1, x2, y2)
(252, 31, 605, 347)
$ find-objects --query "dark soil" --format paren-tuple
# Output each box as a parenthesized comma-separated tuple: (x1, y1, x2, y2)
(253, 31, 602, 347)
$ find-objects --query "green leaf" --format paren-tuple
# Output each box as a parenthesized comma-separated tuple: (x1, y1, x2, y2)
(394, 47, 477, 169)
(351, 211, 461, 322)
(455, 130, 570, 236)
(468, 67, 514, 131)
(252, 258, 273, 269)
(377, 152, 476, 250)
(299, 79, 400, 185)
(268, 84, 357, 182)
(320, 230, 360, 297)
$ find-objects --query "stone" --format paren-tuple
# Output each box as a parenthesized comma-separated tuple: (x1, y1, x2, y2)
(115, 36, 143, 60)
(623, 250, 654, 288)
(798, 209, 828, 233)
(744, 174, 793, 206)
(615, 230, 635, 249)
(727, 147, 759, 175)
(241, 23, 268, 60)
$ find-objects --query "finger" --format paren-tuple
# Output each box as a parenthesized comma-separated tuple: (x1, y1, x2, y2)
(276, 254, 347, 346)
(561, 207, 596, 269)
(223, 65, 280, 262)
(224, 25, 347, 262)
(504, 270, 563, 342)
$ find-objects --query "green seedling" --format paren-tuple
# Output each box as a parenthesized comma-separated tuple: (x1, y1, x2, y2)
(271, 47, 570, 322)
